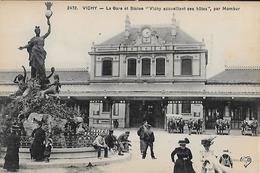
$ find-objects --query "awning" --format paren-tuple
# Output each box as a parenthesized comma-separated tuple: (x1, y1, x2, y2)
(1, 83, 260, 99)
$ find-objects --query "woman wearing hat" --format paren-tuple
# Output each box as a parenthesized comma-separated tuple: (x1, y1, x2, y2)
(200, 138, 216, 173)
(31, 120, 46, 161)
(171, 138, 195, 173)
(3, 125, 21, 172)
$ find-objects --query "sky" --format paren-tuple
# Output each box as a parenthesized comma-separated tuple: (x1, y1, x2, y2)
(0, 1, 260, 78)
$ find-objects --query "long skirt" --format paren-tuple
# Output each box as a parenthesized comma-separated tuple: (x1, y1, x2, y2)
(3, 148, 19, 171)
(174, 159, 196, 173)
(31, 143, 45, 161)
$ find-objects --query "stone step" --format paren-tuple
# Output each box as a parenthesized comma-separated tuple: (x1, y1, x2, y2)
(0, 153, 131, 169)
(1, 147, 100, 159)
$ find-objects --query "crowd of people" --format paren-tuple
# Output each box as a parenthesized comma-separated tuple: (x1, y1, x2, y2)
(2, 119, 255, 173)
(167, 118, 203, 135)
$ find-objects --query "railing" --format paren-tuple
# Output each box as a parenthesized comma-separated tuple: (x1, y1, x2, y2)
(2, 127, 109, 148)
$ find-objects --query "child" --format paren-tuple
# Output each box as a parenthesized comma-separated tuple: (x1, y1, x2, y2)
(44, 138, 53, 162)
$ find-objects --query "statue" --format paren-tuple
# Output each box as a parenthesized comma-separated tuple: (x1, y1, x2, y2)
(18, 2, 53, 89)
(11, 66, 27, 97)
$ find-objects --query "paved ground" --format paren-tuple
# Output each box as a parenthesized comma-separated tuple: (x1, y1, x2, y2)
(1, 129, 259, 173)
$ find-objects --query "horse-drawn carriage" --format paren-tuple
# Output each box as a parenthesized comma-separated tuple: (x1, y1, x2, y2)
(241, 119, 258, 136)
(166, 114, 185, 133)
(188, 118, 203, 134)
(215, 117, 231, 135)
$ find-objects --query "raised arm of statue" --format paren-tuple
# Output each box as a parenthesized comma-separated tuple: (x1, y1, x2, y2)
(43, 18, 51, 39)
(18, 44, 30, 50)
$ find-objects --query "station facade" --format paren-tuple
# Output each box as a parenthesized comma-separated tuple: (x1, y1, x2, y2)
(0, 15, 259, 130)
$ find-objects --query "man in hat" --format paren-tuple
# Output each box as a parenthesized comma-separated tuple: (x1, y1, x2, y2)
(137, 121, 148, 155)
(92, 132, 108, 159)
(31, 120, 46, 161)
(3, 124, 20, 172)
(142, 124, 156, 159)
(118, 131, 131, 153)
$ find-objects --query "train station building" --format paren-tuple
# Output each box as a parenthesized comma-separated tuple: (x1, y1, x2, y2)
(0, 15, 259, 130)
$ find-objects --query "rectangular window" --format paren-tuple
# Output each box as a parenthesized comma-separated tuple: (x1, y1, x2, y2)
(92, 103, 100, 115)
(156, 58, 165, 75)
(113, 103, 119, 116)
(181, 58, 192, 75)
(102, 59, 112, 76)
(127, 59, 136, 75)
(182, 103, 191, 114)
(102, 101, 111, 112)
(142, 58, 151, 76)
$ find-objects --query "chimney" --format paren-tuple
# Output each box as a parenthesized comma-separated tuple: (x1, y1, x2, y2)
(125, 15, 131, 39)
(171, 13, 177, 37)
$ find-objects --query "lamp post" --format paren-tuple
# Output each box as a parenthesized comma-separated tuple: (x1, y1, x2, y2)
(45, 2, 53, 19)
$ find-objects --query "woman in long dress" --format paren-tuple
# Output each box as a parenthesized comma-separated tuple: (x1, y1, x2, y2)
(3, 125, 21, 172)
(30, 121, 46, 161)
(171, 138, 195, 173)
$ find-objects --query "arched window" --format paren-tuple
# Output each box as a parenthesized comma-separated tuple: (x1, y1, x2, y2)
(181, 58, 192, 75)
(102, 59, 112, 76)
(142, 58, 151, 76)
(127, 59, 136, 76)
(156, 58, 165, 75)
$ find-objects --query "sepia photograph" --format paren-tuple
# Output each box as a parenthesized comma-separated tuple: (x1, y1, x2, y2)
(0, 1, 259, 173)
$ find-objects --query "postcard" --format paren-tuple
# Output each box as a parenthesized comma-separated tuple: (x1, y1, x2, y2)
(0, 1, 259, 173)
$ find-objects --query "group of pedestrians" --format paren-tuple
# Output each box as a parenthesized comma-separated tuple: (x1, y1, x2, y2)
(3, 120, 53, 172)
(3, 120, 250, 173)
(92, 130, 131, 159)
(138, 121, 196, 172)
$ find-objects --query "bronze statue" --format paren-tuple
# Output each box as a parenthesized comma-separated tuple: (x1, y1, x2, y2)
(18, 19, 51, 83)
(18, 2, 53, 88)
(12, 66, 27, 97)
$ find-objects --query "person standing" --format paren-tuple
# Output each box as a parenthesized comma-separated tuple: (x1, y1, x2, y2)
(3, 125, 21, 172)
(31, 121, 46, 161)
(200, 138, 217, 173)
(92, 132, 108, 159)
(137, 121, 147, 155)
(142, 124, 156, 159)
(171, 138, 195, 173)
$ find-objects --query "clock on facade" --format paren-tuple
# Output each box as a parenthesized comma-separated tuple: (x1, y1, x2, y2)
(142, 28, 151, 38)
(142, 28, 151, 43)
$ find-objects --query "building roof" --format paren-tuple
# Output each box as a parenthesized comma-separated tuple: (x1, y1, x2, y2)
(99, 26, 200, 46)
(57, 83, 260, 99)
(0, 68, 90, 84)
(1, 82, 260, 98)
(208, 66, 260, 84)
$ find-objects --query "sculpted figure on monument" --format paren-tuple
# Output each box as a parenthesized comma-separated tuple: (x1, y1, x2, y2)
(18, 18, 51, 88)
